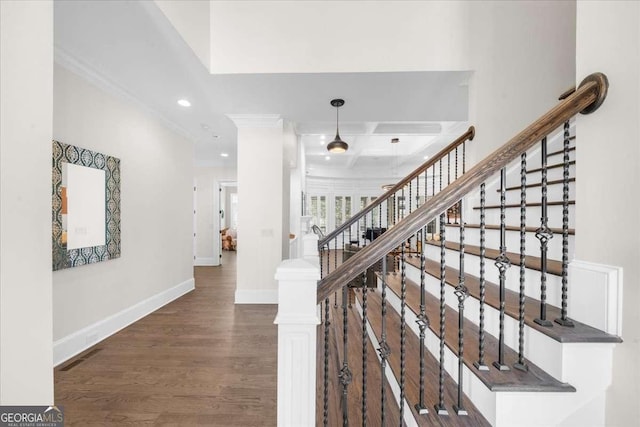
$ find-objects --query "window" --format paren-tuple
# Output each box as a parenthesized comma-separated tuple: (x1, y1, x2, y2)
(310, 195, 327, 233)
(334, 196, 352, 227)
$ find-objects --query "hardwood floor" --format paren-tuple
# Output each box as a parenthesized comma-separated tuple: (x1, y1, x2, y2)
(55, 252, 278, 426)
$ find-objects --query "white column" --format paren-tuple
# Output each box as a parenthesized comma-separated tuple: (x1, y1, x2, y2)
(274, 259, 320, 427)
(228, 114, 284, 304)
(0, 0, 54, 404)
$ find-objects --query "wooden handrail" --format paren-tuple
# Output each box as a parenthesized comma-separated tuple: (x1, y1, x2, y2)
(318, 126, 476, 247)
(317, 72, 608, 301)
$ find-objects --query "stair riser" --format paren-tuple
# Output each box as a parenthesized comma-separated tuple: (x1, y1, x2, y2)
(401, 265, 565, 378)
(377, 287, 499, 425)
(472, 204, 575, 229)
(481, 181, 576, 206)
(380, 284, 615, 427)
(420, 246, 565, 308)
(443, 226, 574, 262)
(521, 164, 576, 184)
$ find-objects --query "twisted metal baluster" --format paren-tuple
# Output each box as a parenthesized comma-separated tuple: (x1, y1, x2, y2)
(435, 213, 449, 415)
(378, 257, 391, 426)
(493, 168, 511, 371)
(432, 165, 435, 199)
(362, 284, 368, 426)
(333, 238, 338, 275)
(409, 179, 413, 217)
(320, 246, 325, 279)
(323, 298, 330, 426)
(399, 246, 407, 425)
(415, 227, 429, 414)
(453, 200, 469, 415)
(447, 153, 451, 223)
(440, 159, 443, 192)
(339, 286, 352, 427)
(535, 137, 554, 327)
(514, 153, 529, 372)
(555, 121, 575, 327)
(463, 141, 466, 174)
(474, 184, 489, 371)
(455, 146, 459, 181)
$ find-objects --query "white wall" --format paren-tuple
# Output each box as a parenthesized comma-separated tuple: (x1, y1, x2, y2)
(52, 65, 194, 355)
(575, 2, 640, 425)
(154, 0, 210, 71)
(210, 1, 470, 74)
(234, 116, 284, 303)
(467, 0, 576, 164)
(0, 0, 54, 405)
(194, 166, 236, 266)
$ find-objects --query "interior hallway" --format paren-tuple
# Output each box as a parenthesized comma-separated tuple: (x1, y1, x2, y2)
(55, 252, 278, 426)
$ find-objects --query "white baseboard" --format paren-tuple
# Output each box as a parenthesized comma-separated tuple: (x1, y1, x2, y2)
(53, 278, 195, 366)
(235, 289, 278, 304)
(195, 257, 218, 266)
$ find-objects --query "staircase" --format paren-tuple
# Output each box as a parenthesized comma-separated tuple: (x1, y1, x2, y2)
(275, 72, 620, 427)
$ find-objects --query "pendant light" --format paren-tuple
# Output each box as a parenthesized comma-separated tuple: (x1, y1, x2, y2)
(327, 98, 348, 153)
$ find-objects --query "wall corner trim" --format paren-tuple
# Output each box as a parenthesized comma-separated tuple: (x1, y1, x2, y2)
(53, 278, 195, 366)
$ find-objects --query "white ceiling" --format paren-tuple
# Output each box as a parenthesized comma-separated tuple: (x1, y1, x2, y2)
(54, 0, 470, 172)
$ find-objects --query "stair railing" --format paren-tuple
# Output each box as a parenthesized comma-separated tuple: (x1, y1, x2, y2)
(317, 72, 608, 426)
(317, 126, 475, 280)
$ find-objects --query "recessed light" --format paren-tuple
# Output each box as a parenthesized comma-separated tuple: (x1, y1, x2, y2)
(177, 99, 191, 107)
(424, 155, 430, 160)
(325, 156, 330, 161)
(220, 153, 229, 157)
(201, 123, 210, 130)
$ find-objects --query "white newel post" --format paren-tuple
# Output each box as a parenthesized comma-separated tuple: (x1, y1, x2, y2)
(274, 258, 320, 427)
(302, 232, 320, 264)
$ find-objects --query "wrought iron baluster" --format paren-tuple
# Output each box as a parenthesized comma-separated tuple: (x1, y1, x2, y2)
(399, 246, 407, 425)
(361, 283, 368, 426)
(323, 298, 330, 427)
(493, 168, 511, 371)
(555, 121, 575, 327)
(320, 246, 324, 279)
(334, 238, 338, 275)
(535, 136, 554, 327)
(463, 141, 466, 174)
(474, 184, 489, 371)
(415, 226, 429, 414)
(455, 146, 459, 180)
(378, 257, 391, 426)
(435, 213, 449, 415)
(409, 179, 413, 216)
(453, 200, 469, 415)
(447, 154, 451, 224)
(339, 286, 352, 427)
(432, 165, 435, 198)
(514, 153, 529, 371)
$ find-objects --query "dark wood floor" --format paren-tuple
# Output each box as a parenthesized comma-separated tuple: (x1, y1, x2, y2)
(55, 252, 278, 426)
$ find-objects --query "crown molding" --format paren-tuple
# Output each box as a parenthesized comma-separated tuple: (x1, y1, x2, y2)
(226, 114, 283, 129)
(54, 45, 196, 143)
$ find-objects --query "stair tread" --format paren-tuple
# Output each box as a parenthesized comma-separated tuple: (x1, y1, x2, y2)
(317, 299, 401, 425)
(547, 146, 576, 157)
(424, 239, 563, 276)
(527, 160, 575, 174)
(501, 177, 576, 192)
(445, 223, 575, 236)
(382, 273, 575, 392)
(354, 288, 491, 426)
(405, 255, 622, 344)
(474, 201, 575, 210)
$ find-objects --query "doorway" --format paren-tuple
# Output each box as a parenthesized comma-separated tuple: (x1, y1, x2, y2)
(218, 181, 237, 265)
